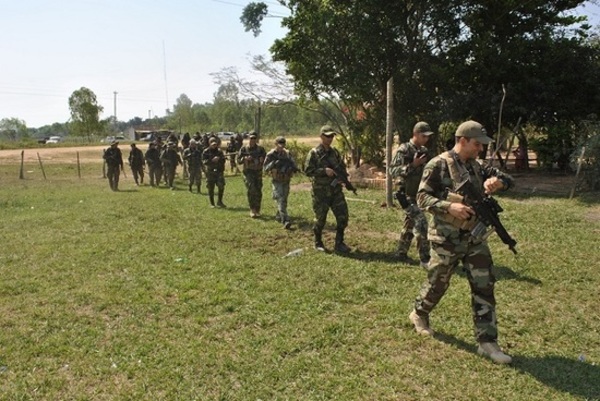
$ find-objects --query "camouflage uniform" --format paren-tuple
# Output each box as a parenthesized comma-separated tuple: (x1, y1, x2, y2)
(183, 143, 203, 193)
(128, 144, 145, 185)
(237, 138, 266, 216)
(160, 144, 182, 189)
(145, 143, 162, 187)
(103, 142, 124, 191)
(390, 140, 431, 262)
(414, 149, 513, 343)
(264, 138, 298, 228)
(202, 142, 227, 207)
(226, 138, 240, 173)
(304, 141, 349, 250)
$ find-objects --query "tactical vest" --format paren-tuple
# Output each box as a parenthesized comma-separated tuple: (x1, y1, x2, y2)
(437, 151, 484, 231)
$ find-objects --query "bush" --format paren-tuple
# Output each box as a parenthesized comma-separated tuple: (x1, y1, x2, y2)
(529, 123, 577, 171)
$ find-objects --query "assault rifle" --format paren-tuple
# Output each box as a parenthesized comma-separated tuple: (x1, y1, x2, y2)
(321, 156, 357, 195)
(394, 188, 420, 217)
(454, 179, 517, 254)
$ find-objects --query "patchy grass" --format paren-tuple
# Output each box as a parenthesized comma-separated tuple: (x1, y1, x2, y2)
(0, 165, 598, 400)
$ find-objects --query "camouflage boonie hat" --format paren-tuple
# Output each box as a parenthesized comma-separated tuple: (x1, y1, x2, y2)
(413, 121, 434, 136)
(320, 125, 337, 137)
(209, 137, 218, 145)
(275, 136, 286, 144)
(110, 140, 118, 145)
(248, 130, 258, 139)
(456, 120, 493, 144)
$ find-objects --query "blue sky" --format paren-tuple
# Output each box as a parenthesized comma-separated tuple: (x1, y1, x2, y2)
(0, 0, 288, 127)
(0, 0, 598, 128)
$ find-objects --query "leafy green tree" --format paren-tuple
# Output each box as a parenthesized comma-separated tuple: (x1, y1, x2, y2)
(0, 117, 28, 141)
(68, 87, 105, 140)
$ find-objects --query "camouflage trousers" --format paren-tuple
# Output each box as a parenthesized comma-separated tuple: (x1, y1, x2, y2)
(397, 206, 430, 262)
(130, 165, 144, 185)
(147, 164, 162, 186)
(188, 166, 202, 186)
(272, 180, 290, 223)
(164, 165, 177, 188)
(311, 185, 348, 232)
(414, 239, 498, 343)
(106, 164, 121, 190)
(243, 170, 263, 211)
(206, 172, 225, 191)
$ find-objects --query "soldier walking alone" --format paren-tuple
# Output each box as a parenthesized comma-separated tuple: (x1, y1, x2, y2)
(103, 140, 124, 191)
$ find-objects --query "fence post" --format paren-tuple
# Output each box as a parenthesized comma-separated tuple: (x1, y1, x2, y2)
(37, 152, 47, 180)
(77, 152, 81, 179)
(19, 150, 25, 179)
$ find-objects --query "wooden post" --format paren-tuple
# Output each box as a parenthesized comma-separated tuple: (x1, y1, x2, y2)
(37, 152, 47, 180)
(569, 146, 586, 199)
(77, 151, 81, 179)
(19, 150, 25, 179)
(385, 77, 394, 208)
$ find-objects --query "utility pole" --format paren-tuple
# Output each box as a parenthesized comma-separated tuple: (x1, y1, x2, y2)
(113, 91, 118, 121)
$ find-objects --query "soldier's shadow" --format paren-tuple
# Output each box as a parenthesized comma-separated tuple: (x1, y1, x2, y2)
(434, 333, 600, 400)
(453, 264, 542, 285)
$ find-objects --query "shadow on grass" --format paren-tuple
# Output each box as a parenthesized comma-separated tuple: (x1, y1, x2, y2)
(494, 264, 542, 285)
(435, 333, 600, 400)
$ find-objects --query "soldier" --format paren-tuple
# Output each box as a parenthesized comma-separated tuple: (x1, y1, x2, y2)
(226, 136, 240, 174)
(202, 137, 227, 208)
(181, 132, 192, 179)
(128, 143, 145, 186)
(390, 121, 435, 267)
(304, 125, 351, 253)
(145, 142, 162, 187)
(160, 142, 182, 190)
(264, 136, 299, 229)
(103, 140, 124, 191)
(409, 120, 514, 364)
(237, 131, 266, 218)
(183, 139, 203, 193)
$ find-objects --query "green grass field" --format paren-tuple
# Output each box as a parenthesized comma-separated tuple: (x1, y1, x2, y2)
(0, 162, 599, 400)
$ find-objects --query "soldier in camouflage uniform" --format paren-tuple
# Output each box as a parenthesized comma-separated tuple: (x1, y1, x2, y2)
(128, 143, 145, 186)
(183, 139, 203, 193)
(304, 125, 351, 253)
(202, 137, 227, 208)
(264, 136, 299, 229)
(409, 120, 514, 364)
(237, 131, 266, 218)
(103, 140, 124, 191)
(390, 121, 434, 267)
(160, 142, 182, 190)
(145, 142, 162, 187)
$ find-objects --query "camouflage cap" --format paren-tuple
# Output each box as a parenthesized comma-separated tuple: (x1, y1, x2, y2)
(209, 137, 218, 144)
(248, 131, 258, 139)
(275, 136, 286, 144)
(320, 125, 337, 137)
(110, 140, 119, 145)
(413, 121, 434, 136)
(456, 120, 493, 144)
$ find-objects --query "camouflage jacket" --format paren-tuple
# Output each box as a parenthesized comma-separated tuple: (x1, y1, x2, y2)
(417, 150, 513, 244)
(145, 148, 160, 167)
(237, 145, 266, 171)
(304, 144, 347, 189)
(183, 148, 203, 169)
(103, 147, 123, 168)
(390, 140, 429, 198)
(264, 148, 298, 182)
(202, 147, 226, 174)
(160, 148, 182, 168)
(128, 147, 145, 168)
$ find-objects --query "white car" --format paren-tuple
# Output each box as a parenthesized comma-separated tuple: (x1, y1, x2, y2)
(216, 132, 236, 141)
(45, 136, 62, 144)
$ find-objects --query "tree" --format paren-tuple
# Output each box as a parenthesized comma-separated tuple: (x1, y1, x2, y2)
(68, 87, 105, 139)
(0, 117, 28, 141)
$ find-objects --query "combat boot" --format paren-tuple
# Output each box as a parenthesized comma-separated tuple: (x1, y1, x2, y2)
(197, 184, 201, 194)
(334, 228, 351, 254)
(216, 190, 226, 208)
(314, 228, 325, 252)
(209, 190, 216, 208)
(189, 184, 193, 192)
(477, 342, 512, 364)
(409, 309, 434, 336)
